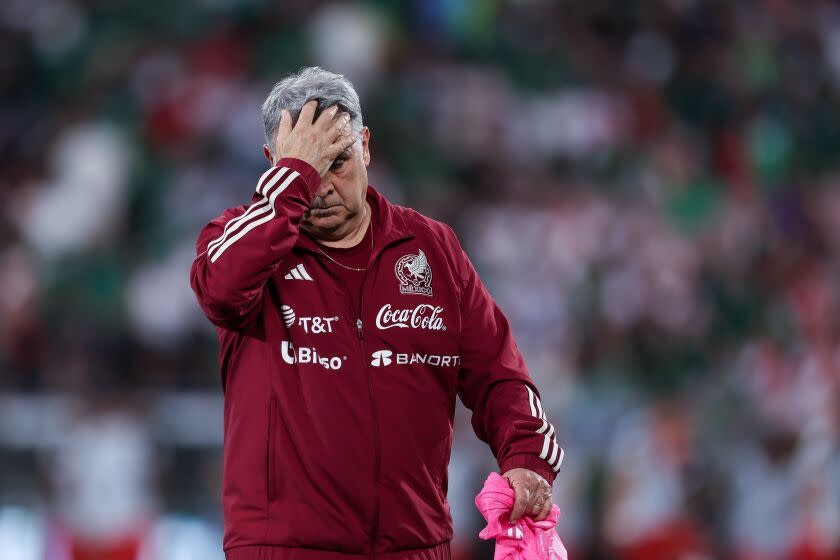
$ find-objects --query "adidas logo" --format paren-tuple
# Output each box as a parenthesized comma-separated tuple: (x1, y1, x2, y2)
(284, 264, 313, 281)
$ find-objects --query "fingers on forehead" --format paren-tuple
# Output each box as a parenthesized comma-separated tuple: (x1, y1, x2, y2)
(295, 99, 353, 124)
(313, 99, 343, 116)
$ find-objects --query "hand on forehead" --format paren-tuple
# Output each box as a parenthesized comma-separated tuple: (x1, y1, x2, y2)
(291, 99, 350, 125)
(272, 99, 355, 177)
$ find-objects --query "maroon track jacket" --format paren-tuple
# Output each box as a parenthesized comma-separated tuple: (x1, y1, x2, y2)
(190, 158, 564, 559)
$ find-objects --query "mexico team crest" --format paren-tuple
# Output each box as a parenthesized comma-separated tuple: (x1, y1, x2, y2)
(395, 249, 433, 297)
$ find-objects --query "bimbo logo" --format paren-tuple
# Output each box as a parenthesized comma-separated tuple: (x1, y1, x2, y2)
(281, 341, 346, 371)
(375, 304, 446, 331)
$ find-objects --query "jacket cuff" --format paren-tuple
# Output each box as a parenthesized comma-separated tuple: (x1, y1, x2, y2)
(276, 158, 321, 199)
(499, 453, 557, 487)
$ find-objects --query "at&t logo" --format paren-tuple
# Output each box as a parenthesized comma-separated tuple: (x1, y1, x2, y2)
(281, 305, 339, 334)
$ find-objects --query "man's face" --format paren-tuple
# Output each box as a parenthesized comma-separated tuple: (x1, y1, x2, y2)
(300, 126, 371, 237)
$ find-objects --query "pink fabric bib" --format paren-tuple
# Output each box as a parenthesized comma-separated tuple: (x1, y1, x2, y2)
(474, 472, 569, 560)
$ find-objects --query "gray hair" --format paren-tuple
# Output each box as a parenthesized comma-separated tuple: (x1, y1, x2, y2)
(261, 66, 364, 152)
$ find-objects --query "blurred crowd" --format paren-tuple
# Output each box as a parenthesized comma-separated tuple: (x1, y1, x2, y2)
(1, 0, 840, 559)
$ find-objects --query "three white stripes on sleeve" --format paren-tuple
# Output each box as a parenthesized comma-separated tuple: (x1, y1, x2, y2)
(526, 385, 564, 473)
(206, 165, 301, 263)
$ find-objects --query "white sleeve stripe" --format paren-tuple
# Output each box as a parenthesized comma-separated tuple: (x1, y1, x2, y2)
(207, 199, 270, 254)
(255, 165, 280, 194)
(527, 384, 562, 472)
(526, 385, 537, 417)
(539, 420, 555, 439)
(552, 449, 564, 472)
(256, 166, 279, 192)
(539, 434, 551, 460)
(258, 166, 292, 196)
(211, 198, 274, 248)
(206, 167, 289, 254)
(548, 440, 559, 465)
(207, 167, 292, 259)
(206, 166, 282, 253)
(534, 393, 544, 419)
(207, 166, 289, 253)
(527, 386, 550, 433)
(210, 170, 300, 263)
(526, 384, 544, 416)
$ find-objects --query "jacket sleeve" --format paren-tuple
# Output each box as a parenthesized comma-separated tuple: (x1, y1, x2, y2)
(450, 227, 564, 485)
(190, 158, 320, 331)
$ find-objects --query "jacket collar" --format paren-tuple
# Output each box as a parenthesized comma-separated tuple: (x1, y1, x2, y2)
(294, 185, 415, 256)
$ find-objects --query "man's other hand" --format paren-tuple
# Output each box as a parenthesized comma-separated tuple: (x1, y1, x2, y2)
(501, 467, 553, 523)
(273, 99, 355, 177)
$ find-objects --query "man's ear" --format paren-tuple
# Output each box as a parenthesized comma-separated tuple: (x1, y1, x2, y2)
(362, 127, 371, 167)
(263, 145, 274, 166)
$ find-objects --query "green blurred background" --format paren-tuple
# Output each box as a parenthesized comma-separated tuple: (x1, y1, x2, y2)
(1, 1, 839, 559)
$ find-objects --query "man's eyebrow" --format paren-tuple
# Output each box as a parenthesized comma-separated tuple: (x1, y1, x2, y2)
(335, 148, 352, 159)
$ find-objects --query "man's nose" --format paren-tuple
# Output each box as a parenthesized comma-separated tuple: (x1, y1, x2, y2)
(315, 176, 333, 198)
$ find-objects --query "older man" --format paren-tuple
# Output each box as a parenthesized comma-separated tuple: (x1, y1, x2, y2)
(190, 66, 564, 560)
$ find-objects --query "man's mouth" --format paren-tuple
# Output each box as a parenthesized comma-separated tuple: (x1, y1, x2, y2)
(307, 206, 340, 215)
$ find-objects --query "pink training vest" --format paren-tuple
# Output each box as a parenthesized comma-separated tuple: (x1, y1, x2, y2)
(474, 472, 569, 560)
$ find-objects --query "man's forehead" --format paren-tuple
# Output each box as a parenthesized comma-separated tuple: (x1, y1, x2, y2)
(339, 138, 362, 158)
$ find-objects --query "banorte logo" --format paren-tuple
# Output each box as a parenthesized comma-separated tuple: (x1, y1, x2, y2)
(370, 349, 460, 368)
(375, 304, 446, 331)
(370, 350, 393, 367)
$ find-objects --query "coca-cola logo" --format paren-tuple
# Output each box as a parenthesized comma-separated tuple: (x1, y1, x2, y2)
(375, 304, 446, 331)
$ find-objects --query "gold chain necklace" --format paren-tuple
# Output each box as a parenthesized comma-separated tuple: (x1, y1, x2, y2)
(314, 208, 373, 272)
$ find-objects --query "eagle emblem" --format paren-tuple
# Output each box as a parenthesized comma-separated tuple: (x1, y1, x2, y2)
(395, 249, 433, 297)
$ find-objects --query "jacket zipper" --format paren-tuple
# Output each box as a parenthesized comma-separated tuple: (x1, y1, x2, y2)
(311, 233, 413, 557)
(328, 255, 378, 555)
(356, 266, 379, 558)
(360, 239, 412, 557)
